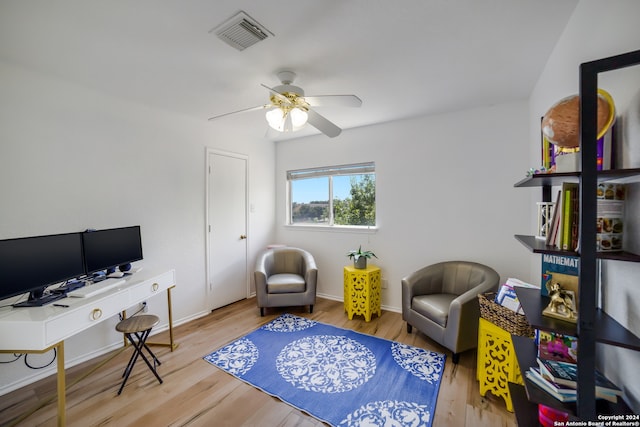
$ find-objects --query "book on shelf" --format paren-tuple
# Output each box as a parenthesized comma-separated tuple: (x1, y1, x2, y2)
(541, 122, 555, 170)
(596, 183, 625, 252)
(537, 330, 578, 364)
(570, 184, 580, 250)
(544, 182, 578, 250)
(560, 182, 578, 250)
(541, 254, 579, 300)
(554, 188, 564, 249)
(526, 367, 577, 402)
(495, 277, 538, 314)
(597, 122, 614, 171)
(537, 358, 622, 403)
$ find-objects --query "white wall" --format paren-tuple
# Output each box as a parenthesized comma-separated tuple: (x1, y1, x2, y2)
(529, 0, 640, 412)
(275, 102, 533, 311)
(0, 61, 276, 394)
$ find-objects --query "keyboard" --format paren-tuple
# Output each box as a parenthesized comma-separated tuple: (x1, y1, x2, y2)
(67, 278, 126, 298)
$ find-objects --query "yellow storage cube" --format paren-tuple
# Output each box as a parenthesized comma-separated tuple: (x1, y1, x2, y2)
(477, 317, 524, 412)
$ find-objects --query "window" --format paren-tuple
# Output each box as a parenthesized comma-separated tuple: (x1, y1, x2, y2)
(287, 162, 376, 227)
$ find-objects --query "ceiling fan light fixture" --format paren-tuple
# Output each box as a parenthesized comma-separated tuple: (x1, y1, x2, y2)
(290, 107, 308, 128)
(266, 107, 285, 131)
(210, 69, 360, 138)
(266, 107, 308, 132)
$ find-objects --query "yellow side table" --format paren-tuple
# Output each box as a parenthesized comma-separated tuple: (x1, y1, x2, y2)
(343, 264, 381, 322)
(477, 317, 524, 412)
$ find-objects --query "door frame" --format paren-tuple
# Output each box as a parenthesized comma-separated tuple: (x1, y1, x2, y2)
(205, 147, 250, 307)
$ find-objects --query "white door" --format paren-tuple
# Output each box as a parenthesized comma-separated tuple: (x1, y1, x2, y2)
(206, 149, 248, 310)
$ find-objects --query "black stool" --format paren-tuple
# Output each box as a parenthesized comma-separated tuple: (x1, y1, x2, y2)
(115, 314, 163, 395)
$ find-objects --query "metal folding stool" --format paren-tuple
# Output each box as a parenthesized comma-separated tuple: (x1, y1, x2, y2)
(115, 314, 163, 395)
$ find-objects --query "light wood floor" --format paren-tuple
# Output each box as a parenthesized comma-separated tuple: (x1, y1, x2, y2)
(0, 297, 518, 427)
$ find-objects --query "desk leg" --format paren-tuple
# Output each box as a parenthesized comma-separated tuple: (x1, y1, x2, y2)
(167, 286, 175, 350)
(56, 341, 66, 426)
(147, 286, 178, 351)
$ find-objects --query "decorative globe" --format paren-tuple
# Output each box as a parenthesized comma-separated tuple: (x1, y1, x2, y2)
(541, 89, 615, 148)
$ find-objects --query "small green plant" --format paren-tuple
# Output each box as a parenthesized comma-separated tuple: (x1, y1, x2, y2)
(346, 245, 377, 262)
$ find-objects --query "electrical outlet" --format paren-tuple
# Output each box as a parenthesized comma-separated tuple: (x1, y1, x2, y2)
(381, 278, 388, 289)
(141, 301, 148, 313)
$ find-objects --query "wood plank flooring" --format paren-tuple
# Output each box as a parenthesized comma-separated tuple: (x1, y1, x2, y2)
(0, 297, 518, 427)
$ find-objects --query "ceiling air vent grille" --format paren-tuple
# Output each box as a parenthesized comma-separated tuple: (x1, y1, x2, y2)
(211, 11, 273, 51)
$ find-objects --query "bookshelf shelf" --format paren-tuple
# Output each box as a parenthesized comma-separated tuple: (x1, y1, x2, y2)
(514, 234, 640, 262)
(508, 383, 541, 427)
(512, 49, 640, 421)
(514, 168, 640, 188)
(514, 287, 640, 350)
(511, 335, 635, 418)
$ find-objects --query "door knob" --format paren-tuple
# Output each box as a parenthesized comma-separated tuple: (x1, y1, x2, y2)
(240, 234, 247, 240)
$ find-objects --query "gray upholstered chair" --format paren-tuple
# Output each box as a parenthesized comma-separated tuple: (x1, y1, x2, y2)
(401, 261, 500, 364)
(254, 247, 318, 316)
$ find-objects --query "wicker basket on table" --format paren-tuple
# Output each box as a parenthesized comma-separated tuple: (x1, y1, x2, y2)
(478, 292, 535, 337)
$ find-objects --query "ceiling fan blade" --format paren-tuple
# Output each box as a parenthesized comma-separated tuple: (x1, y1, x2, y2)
(208, 104, 268, 121)
(304, 95, 362, 108)
(307, 108, 342, 138)
(260, 83, 293, 105)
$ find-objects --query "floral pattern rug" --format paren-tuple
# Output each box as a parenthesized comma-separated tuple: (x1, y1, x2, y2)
(203, 314, 445, 427)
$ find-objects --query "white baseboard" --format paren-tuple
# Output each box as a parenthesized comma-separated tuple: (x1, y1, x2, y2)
(0, 309, 211, 397)
(316, 292, 400, 313)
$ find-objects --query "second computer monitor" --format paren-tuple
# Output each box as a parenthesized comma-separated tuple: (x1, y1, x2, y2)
(82, 226, 143, 274)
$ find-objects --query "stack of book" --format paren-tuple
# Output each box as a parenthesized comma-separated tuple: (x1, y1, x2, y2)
(526, 358, 623, 403)
(546, 182, 626, 252)
(545, 182, 579, 250)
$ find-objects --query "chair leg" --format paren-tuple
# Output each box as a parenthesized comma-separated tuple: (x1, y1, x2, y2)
(407, 323, 412, 333)
(118, 329, 163, 395)
(452, 352, 460, 364)
(309, 304, 313, 314)
(260, 307, 264, 317)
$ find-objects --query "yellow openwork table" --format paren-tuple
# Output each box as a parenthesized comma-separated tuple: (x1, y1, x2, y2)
(477, 317, 523, 412)
(343, 264, 381, 322)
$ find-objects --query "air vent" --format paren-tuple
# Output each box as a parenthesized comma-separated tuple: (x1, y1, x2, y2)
(211, 11, 274, 51)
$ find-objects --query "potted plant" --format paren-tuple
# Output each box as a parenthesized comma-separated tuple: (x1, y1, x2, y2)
(347, 245, 377, 269)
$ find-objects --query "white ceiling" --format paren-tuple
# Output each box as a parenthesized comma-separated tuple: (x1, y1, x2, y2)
(0, 0, 579, 140)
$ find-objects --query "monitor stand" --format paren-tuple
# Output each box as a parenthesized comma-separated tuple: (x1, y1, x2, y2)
(13, 289, 67, 308)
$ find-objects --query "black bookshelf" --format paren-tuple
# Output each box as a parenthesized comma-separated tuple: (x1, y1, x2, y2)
(512, 49, 640, 421)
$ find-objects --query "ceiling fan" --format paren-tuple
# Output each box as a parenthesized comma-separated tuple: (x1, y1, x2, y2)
(207, 71, 362, 138)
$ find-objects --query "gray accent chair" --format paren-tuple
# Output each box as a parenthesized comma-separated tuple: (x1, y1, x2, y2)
(401, 261, 500, 364)
(254, 247, 318, 317)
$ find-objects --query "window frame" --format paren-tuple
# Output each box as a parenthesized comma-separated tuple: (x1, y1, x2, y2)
(286, 162, 376, 230)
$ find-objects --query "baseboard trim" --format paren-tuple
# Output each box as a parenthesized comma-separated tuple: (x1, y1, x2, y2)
(0, 309, 211, 397)
(316, 292, 400, 314)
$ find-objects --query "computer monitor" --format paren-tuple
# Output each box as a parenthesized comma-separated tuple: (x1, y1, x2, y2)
(82, 226, 143, 275)
(0, 232, 85, 306)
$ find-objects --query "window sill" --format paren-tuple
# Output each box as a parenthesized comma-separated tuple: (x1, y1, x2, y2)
(283, 224, 378, 234)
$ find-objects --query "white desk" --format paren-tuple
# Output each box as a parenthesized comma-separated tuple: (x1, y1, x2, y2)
(0, 268, 177, 426)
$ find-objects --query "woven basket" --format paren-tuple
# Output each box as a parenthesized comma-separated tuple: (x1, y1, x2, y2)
(478, 292, 534, 337)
